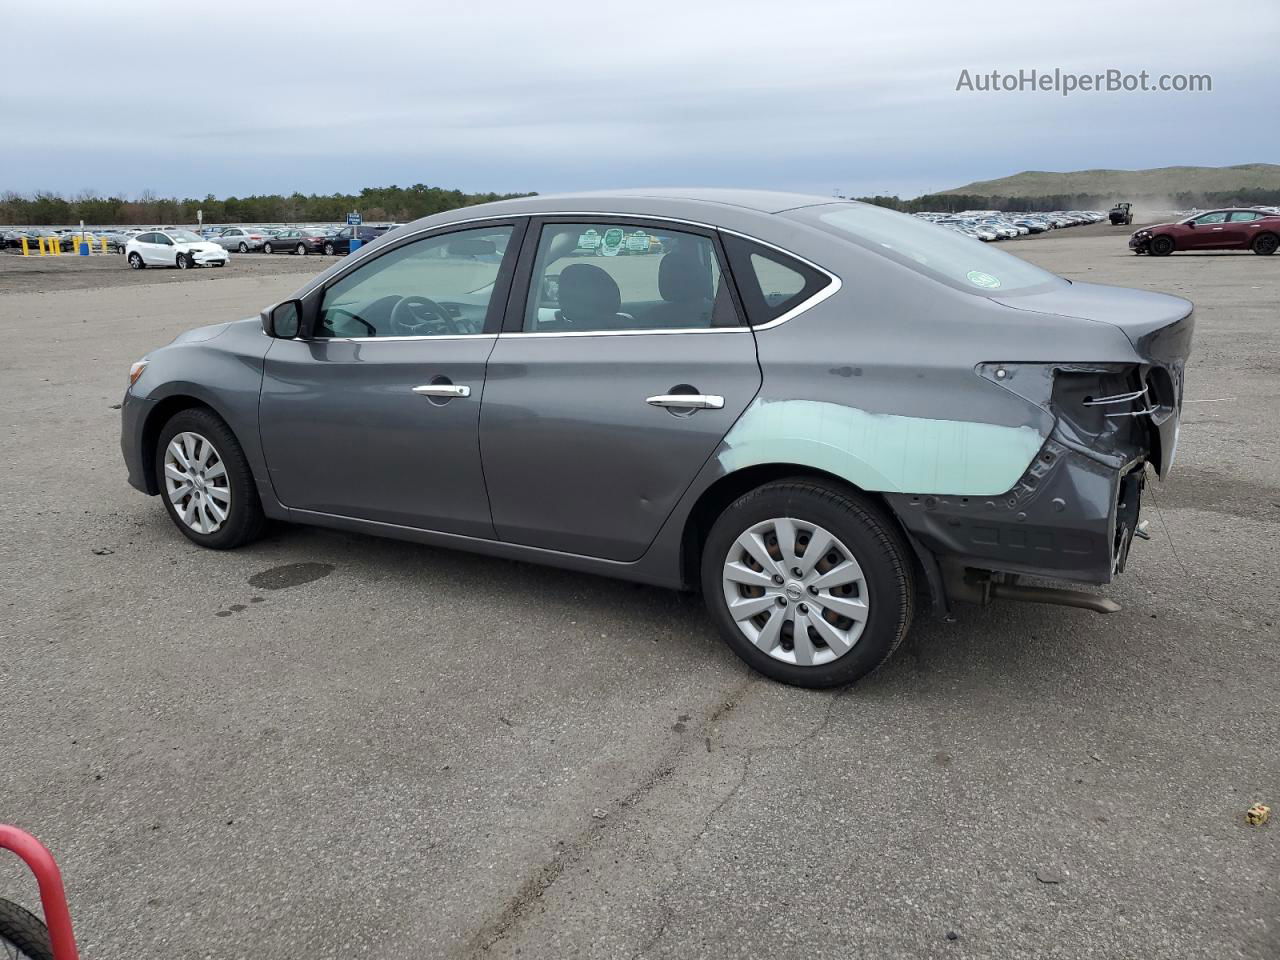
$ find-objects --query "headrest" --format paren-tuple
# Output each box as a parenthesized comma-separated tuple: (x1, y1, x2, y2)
(558, 263, 622, 325)
(658, 248, 711, 302)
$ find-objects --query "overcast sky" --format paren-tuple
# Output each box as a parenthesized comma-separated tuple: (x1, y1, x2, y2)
(2, 0, 1274, 200)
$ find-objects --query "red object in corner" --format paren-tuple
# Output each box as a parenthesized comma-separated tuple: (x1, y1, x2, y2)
(0, 825, 80, 960)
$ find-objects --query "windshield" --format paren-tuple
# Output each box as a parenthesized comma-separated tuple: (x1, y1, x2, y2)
(790, 203, 1065, 296)
(168, 229, 202, 242)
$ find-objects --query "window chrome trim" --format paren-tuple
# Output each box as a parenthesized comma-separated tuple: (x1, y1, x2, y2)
(498, 327, 750, 340)
(297, 211, 843, 334)
(307, 333, 497, 343)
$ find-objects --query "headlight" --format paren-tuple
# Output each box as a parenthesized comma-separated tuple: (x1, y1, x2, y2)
(128, 359, 148, 387)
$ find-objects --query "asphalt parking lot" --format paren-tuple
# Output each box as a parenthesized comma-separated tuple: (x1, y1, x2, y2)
(1, 224, 1277, 959)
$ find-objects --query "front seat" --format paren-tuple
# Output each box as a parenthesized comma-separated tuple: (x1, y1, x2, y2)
(551, 263, 625, 330)
(643, 248, 714, 328)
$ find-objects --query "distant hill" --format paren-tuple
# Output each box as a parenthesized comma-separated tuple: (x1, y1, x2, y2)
(939, 164, 1280, 200)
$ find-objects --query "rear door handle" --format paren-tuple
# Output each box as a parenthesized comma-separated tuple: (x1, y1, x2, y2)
(646, 394, 724, 410)
(413, 384, 471, 398)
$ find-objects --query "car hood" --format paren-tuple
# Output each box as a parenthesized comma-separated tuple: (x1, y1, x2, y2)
(170, 320, 233, 344)
(176, 241, 224, 254)
(1135, 221, 1175, 233)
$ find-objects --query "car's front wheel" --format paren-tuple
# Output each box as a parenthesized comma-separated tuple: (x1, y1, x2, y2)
(1252, 233, 1278, 256)
(1149, 235, 1175, 256)
(296, 243, 307, 256)
(127, 252, 144, 269)
(155, 408, 264, 549)
(263, 242, 274, 254)
(175, 253, 190, 270)
(323, 242, 335, 256)
(701, 480, 914, 688)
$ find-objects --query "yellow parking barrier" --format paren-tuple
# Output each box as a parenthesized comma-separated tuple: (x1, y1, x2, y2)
(21, 236, 29, 256)
(100, 237, 108, 254)
(38, 237, 47, 255)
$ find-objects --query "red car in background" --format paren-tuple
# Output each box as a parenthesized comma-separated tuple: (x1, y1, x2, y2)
(1130, 208, 1280, 256)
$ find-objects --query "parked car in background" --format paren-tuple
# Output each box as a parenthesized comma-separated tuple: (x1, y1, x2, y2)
(322, 225, 390, 256)
(213, 227, 266, 253)
(1129, 208, 1280, 256)
(126, 229, 228, 269)
(262, 228, 328, 255)
(120, 189, 1191, 688)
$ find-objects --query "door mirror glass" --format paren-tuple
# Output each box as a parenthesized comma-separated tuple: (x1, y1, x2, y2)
(267, 300, 302, 338)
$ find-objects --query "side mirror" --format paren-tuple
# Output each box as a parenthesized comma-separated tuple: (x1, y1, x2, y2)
(1186, 221, 1196, 228)
(263, 299, 302, 338)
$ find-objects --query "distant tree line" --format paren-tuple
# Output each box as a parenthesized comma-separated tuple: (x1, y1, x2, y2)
(0, 184, 536, 226)
(851, 188, 1280, 213)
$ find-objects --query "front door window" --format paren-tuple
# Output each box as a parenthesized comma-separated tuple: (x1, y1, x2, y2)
(319, 227, 514, 338)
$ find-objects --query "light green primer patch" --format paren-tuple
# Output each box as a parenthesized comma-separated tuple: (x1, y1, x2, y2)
(720, 399, 1045, 496)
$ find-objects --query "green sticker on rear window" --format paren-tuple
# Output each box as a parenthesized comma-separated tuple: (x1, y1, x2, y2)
(967, 270, 1001, 289)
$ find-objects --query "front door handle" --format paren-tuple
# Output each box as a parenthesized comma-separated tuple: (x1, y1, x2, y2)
(413, 384, 471, 398)
(646, 394, 724, 410)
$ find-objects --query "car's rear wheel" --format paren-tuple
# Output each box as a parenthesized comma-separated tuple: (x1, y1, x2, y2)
(1149, 235, 1175, 256)
(0, 898, 53, 960)
(323, 242, 335, 256)
(238, 242, 249, 253)
(296, 243, 307, 255)
(701, 479, 914, 688)
(175, 253, 189, 270)
(127, 252, 144, 269)
(155, 408, 264, 549)
(1252, 233, 1278, 256)
(263, 242, 274, 254)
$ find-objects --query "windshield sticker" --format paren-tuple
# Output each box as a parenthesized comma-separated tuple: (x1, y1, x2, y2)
(966, 270, 1001, 289)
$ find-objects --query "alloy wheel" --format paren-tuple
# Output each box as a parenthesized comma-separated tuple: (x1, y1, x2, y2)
(721, 517, 869, 666)
(163, 432, 231, 534)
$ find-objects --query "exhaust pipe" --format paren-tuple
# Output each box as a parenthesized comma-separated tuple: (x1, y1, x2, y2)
(990, 582, 1121, 614)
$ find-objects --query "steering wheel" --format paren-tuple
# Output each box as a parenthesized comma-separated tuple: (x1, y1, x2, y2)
(389, 296, 456, 337)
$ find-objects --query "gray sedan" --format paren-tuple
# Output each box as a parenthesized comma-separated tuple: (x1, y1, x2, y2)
(120, 189, 1192, 687)
(211, 226, 266, 252)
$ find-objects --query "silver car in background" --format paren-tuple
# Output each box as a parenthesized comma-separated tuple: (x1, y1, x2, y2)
(120, 189, 1192, 688)
(212, 226, 267, 252)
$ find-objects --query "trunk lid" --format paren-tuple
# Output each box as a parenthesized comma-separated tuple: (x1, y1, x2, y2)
(992, 281, 1194, 477)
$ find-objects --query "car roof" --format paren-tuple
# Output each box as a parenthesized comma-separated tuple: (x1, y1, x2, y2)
(403, 188, 838, 233)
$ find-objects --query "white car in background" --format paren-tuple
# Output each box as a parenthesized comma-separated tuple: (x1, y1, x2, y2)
(125, 229, 228, 270)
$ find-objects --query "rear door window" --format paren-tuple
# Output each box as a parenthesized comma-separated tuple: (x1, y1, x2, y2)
(521, 222, 738, 333)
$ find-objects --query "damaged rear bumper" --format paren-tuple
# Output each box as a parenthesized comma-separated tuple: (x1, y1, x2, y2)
(887, 430, 1146, 590)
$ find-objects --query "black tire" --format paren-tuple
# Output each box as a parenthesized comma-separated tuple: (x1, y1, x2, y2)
(263, 242, 274, 254)
(295, 243, 307, 256)
(323, 242, 335, 256)
(175, 253, 189, 270)
(1252, 233, 1278, 256)
(700, 479, 914, 689)
(238, 241, 249, 253)
(155, 408, 265, 549)
(128, 252, 144, 269)
(1149, 235, 1175, 256)
(0, 898, 54, 960)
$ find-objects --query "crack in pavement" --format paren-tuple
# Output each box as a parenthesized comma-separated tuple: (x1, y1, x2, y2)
(458, 676, 755, 958)
(623, 687, 848, 958)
